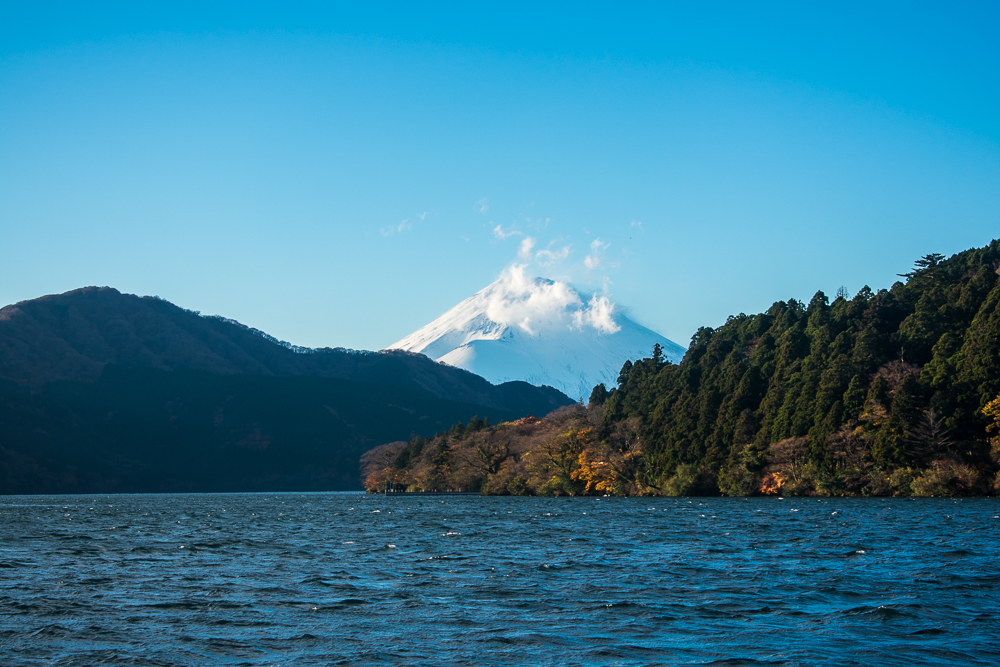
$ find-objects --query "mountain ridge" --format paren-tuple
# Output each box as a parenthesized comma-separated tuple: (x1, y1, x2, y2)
(0, 286, 571, 413)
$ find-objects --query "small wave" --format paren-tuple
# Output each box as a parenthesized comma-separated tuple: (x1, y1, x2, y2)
(329, 598, 369, 607)
(191, 541, 231, 549)
(144, 601, 206, 610)
(299, 576, 359, 590)
(594, 601, 645, 611)
(841, 604, 919, 619)
(942, 549, 974, 558)
(28, 624, 73, 638)
(703, 659, 788, 666)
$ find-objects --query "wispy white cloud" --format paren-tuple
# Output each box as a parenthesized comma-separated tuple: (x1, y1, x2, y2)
(518, 236, 536, 260)
(535, 241, 571, 266)
(572, 294, 621, 334)
(501, 224, 622, 299)
(523, 215, 551, 231)
(630, 220, 643, 232)
(380, 219, 412, 237)
(493, 224, 523, 240)
(584, 238, 610, 271)
(475, 198, 489, 214)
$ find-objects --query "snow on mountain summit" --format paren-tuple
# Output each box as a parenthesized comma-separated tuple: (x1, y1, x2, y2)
(388, 267, 686, 400)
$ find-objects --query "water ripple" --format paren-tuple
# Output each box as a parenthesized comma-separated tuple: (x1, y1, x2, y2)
(1, 494, 998, 666)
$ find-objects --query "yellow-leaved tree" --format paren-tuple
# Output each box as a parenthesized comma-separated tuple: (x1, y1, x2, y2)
(984, 395, 1000, 494)
(985, 394, 1000, 460)
(528, 427, 593, 495)
(572, 448, 616, 494)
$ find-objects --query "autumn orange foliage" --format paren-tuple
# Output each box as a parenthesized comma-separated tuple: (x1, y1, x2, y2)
(503, 416, 539, 428)
(760, 472, 784, 495)
(572, 448, 615, 493)
(364, 466, 409, 492)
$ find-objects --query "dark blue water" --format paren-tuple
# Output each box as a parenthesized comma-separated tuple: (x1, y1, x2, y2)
(1, 494, 998, 666)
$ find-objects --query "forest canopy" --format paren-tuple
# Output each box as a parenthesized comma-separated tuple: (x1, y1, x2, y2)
(362, 240, 1000, 497)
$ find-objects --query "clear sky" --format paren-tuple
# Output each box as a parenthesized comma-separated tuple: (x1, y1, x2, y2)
(2, 2, 997, 350)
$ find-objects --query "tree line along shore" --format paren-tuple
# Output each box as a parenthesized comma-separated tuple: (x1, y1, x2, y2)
(362, 240, 1000, 497)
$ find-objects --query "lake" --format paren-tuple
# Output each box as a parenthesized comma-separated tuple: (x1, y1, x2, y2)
(1, 493, 998, 665)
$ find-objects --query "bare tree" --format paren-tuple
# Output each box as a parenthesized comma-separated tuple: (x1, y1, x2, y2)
(905, 409, 954, 464)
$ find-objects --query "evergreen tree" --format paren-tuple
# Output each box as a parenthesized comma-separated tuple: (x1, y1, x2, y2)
(899, 253, 946, 280)
(589, 383, 609, 406)
(617, 360, 633, 389)
(873, 373, 923, 466)
(652, 343, 664, 366)
(842, 375, 866, 421)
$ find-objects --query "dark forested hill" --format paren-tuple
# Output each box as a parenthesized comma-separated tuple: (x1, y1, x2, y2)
(363, 241, 1000, 497)
(0, 288, 572, 493)
(599, 240, 1000, 496)
(0, 286, 568, 412)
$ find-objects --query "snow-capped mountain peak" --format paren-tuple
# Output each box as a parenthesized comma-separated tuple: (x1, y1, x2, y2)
(388, 268, 686, 401)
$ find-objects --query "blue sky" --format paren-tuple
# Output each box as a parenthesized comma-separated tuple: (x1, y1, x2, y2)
(2, 2, 997, 350)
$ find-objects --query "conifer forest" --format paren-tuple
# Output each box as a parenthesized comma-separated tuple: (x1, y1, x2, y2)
(363, 240, 1000, 497)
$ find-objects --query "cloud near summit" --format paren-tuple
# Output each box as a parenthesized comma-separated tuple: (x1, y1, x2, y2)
(484, 265, 621, 336)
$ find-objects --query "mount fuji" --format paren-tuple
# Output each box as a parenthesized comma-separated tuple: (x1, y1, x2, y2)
(388, 268, 686, 401)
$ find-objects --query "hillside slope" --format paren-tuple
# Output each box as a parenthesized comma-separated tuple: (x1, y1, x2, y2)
(0, 288, 573, 493)
(601, 240, 1000, 496)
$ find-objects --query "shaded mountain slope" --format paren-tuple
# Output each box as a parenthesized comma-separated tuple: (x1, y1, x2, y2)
(0, 286, 570, 413)
(0, 366, 549, 493)
(0, 288, 574, 493)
